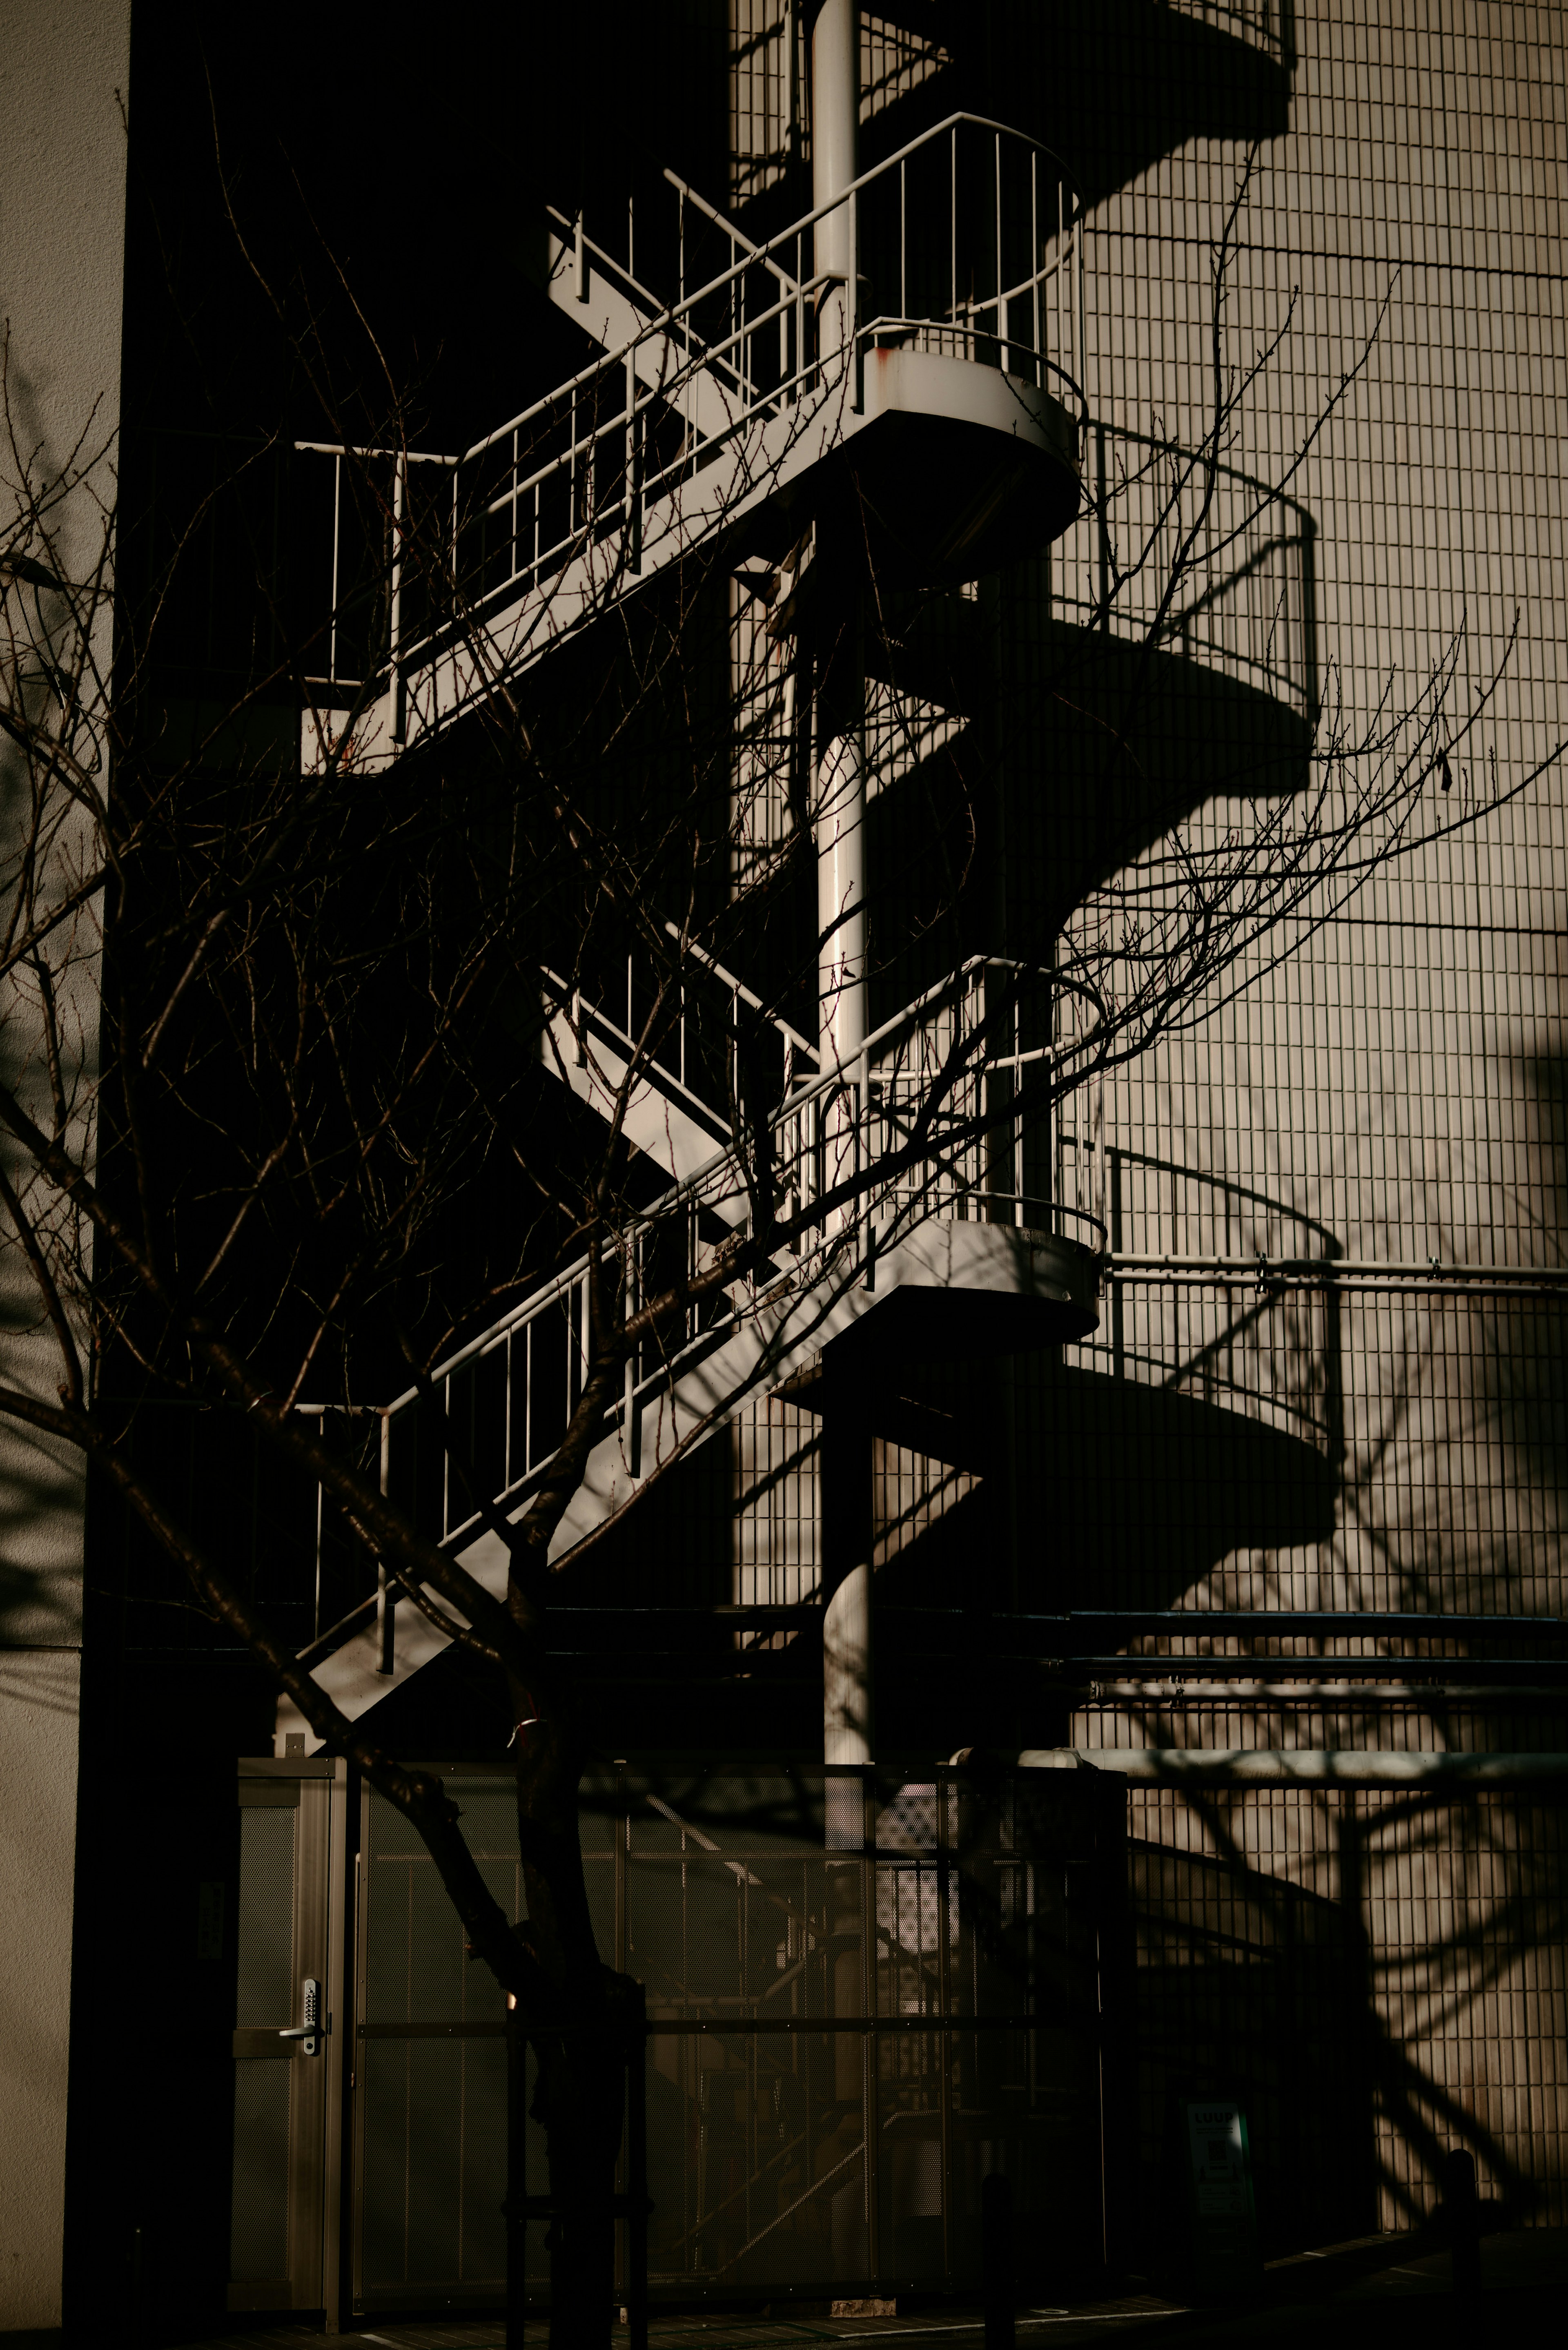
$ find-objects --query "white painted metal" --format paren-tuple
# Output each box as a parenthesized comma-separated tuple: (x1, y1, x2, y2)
(277, 957, 1102, 1747)
(823, 1563, 873, 1765)
(811, 0, 860, 381)
(815, 724, 867, 1075)
(278, 1216, 1097, 1752)
(1011, 1749, 1568, 1786)
(296, 114, 1086, 764)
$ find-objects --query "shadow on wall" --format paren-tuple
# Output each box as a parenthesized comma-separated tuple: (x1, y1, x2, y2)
(1125, 1779, 1568, 2261)
(849, 0, 1293, 221)
(1018, 1363, 1337, 1613)
(868, 604, 1316, 1012)
(1475, 1050, 1568, 1517)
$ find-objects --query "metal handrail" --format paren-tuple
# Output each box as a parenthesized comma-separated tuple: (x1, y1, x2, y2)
(301, 114, 1088, 692)
(349, 957, 1098, 1574)
(1056, 418, 1319, 721)
(470, 114, 1080, 468)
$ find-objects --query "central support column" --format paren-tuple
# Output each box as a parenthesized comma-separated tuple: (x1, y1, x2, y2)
(811, 0, 866, 1079)
(811, 0, 859, 381)
(815, 612, 866, 1076)
(822, 1370, 873, 1845)
(811, 0, 873, 1788)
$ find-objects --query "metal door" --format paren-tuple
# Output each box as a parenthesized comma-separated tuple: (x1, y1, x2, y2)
(229, 1761, 348, 2314)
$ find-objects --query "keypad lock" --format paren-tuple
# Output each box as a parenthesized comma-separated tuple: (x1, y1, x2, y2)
(278, 1976, 322, 2056)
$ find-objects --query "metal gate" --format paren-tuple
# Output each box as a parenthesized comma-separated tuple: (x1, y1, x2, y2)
(347, 1763, 1125, 2310)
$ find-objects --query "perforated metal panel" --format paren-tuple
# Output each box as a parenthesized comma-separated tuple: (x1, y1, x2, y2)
(235, 1806, 296, 2027)
(230, 2062, 292, 2281)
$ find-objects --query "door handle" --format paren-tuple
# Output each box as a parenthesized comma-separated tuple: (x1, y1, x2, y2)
(279, 1977, 323, 2055)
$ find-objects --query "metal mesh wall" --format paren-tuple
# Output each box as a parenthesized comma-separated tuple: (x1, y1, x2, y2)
(1118, 1784, 1568, 2240)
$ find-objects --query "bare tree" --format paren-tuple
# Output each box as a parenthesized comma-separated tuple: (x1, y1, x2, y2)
(0, 137, 1553, 2345)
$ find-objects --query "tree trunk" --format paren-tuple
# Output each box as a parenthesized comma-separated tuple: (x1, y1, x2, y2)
(535, 2028, 626, 2349)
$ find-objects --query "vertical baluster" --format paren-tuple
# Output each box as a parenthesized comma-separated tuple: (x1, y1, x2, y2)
(441, 1373, 452, 1539)
(1074, 179, 1083, 419)
(376, 1408, 395, 1675)
(625, 352, 639, 572)
(995, 132, 1004, 373)
(329, 451, 341, 684)
(1031, 152, 1040, 381)
(950, 125, 958, 333)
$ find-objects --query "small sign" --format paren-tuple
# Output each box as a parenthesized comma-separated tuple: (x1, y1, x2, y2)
(1178, 2097, 1259, 2295)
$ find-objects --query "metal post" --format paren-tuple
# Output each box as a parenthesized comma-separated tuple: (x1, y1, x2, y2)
(811, 0, 858, 384)
(390, 456, 405, 742)
(982, 2173, 1015, 2350)
(506, 2010, 527, 2350)
(824, 1562, 873, 1766)
(626, 1987, 648, 2350)
(816, 719, 866, 1083)
(375, 1410, 394, 1674)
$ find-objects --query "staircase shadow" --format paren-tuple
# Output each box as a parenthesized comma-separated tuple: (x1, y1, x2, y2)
(1014, 1362, 1337, 1612)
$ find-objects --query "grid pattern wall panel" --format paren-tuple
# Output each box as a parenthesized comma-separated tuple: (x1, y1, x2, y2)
(733, 1395, 822, 1605)
(707, 0, 1568, 2250)
(1123, 1786, 1568, 2233)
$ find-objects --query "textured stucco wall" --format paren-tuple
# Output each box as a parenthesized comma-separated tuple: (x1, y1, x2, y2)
(0, 0, 130, 2329)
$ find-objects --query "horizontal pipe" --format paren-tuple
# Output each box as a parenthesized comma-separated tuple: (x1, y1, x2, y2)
(1108, 1253, 1568, 1291)
(1036, 1610, 1568, 1639)
(1008, 1747, 1568, 1787)
(1076, 1683, 1568, 1706)
(1050, 1657, 1568, 1684)
(510, 1605, 1568, 1640)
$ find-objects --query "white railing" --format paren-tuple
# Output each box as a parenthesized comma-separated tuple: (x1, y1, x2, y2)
(1053, 420, 1318, 722)
(297, 114, 1085, 693)
(566, 925, 820, 1117)
(316, 957, 1101, 1657)
(1077, 1141, 1341, 1457)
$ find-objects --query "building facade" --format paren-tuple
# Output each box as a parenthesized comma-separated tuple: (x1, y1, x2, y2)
(0, 0, 1565, 2333)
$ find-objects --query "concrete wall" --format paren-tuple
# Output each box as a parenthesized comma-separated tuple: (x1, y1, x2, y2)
(0, 0, 130, 2328)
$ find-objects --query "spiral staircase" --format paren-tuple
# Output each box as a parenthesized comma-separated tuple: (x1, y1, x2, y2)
(277, 0, 1316, 1762)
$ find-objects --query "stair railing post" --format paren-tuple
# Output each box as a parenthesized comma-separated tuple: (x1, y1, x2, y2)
(626, 1987, 648, 2350)
(505, 2006, 527, 2350)
(375, 1409, 395, 1675)
(390, 453, 405, 743)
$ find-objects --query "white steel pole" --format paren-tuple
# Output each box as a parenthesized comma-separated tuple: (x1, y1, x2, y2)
(810, 0, 865, 1077)
(811, 1, 872, 1783)
(811, 0, 858, 379)
(815, 725, 866, 1072)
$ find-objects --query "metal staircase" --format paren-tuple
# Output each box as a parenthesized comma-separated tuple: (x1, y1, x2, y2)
(276, 956, 1103, 1749)
(296, 111, 1086, 770)
(279, 40, 1104, 1751)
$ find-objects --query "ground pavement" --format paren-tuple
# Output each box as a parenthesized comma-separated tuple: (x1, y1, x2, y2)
(152, 2228, 1568, 2350)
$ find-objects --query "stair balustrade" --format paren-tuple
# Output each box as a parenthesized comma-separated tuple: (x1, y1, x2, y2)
(296, 953, 1102, 1675)
(295, 115, 1085, 713)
